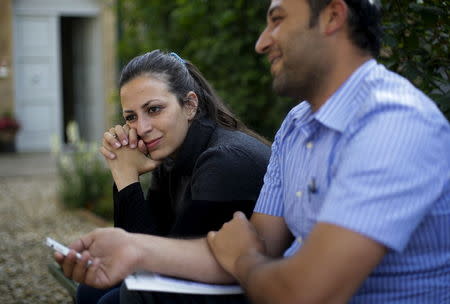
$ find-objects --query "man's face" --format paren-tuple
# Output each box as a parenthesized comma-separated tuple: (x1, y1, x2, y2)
(255, 0, 330, 102)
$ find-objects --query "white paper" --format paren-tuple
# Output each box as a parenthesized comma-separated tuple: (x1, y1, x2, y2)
(125, 271, 243, 295)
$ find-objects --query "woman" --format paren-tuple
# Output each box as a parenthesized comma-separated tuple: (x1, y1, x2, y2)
(76, 50, 271, 304)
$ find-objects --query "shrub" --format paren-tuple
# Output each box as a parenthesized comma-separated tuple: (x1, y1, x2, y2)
(117, 0, 449, 139)
(53, 121, 113, 220)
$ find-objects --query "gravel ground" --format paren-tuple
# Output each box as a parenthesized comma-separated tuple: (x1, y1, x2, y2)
(0, 175, 103, 303)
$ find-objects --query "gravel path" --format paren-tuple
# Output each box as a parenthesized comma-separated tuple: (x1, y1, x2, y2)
(0, 174, 103, 303)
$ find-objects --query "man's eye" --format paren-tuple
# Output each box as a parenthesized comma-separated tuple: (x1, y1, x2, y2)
(271, 16, 283, 23)
(148, 106, 162, 114)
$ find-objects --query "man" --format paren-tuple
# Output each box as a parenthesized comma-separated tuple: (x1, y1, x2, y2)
(57, 0, 450, 303)
(207, 0, 450, 303)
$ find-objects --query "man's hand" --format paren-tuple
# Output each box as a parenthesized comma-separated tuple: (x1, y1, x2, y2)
(207, 211, 266, 278)
(54, 228, 141, 289)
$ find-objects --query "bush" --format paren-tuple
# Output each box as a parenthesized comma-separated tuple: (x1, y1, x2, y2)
(381, 0, 449, 119)
(53, 121, 114, 221)
(117, 0, 293, 139)
(117, 0, 449, 138)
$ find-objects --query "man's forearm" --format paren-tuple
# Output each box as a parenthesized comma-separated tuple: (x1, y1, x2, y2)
(230, 223, 386, 304)
(130, 233, 235, 283)
(234, 254, 312, 304)
(234, 252, 287, 304)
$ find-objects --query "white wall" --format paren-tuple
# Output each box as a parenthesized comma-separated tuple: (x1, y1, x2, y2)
(13, 0, 105, 151)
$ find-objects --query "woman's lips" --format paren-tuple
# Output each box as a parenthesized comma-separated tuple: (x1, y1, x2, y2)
(145, 137, 162, 150)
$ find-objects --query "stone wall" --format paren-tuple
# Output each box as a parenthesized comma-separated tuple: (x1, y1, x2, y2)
(0, 0, 14, 115)
(100, 0, 119, 129)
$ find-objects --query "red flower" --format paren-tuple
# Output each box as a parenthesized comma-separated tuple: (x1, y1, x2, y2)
(0, 116, 20, 131)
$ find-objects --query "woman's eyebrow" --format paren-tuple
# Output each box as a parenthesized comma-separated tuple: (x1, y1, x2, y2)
(123, 99, 162, 113)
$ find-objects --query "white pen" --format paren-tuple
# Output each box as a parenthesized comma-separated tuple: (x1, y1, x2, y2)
(45, 237, 92, 266)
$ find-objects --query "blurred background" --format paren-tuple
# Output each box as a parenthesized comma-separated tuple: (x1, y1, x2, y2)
(0, 0, 448, 302)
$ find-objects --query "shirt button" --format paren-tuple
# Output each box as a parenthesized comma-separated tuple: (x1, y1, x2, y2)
(306, 141, 314, 149)
(297, 236, 303, 244)
(295, 191, 303, 197)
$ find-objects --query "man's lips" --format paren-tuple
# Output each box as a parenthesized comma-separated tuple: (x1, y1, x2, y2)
(269, 54, 281, 65)
(145, 137, 162, 150)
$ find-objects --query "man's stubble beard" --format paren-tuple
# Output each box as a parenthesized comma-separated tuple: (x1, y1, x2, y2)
(272, 65, 323, 102)
(272, 27, 329, 103)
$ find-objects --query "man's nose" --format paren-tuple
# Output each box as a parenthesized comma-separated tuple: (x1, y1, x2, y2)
(255, 27, 271, 54)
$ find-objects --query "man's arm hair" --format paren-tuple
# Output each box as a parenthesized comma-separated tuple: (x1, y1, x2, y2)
(250, 212, 293, 257)
(236, 223, 386, 304)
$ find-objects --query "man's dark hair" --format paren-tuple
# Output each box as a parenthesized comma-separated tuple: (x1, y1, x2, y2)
(307, 0, 382, 57)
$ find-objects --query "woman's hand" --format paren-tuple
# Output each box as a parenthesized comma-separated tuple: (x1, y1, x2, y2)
(105, 144, 161, 190)
(100, 124, 161, 190)
(100, 124, 147, 159)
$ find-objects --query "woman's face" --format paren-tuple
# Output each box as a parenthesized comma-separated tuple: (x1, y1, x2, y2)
(120, 75, 196, 160)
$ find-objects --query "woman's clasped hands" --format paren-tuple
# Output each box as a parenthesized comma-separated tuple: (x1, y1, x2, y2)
(100, 124, 161, 190)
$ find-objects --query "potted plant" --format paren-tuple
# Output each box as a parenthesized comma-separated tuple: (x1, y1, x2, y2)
(0, 111, 20, 153)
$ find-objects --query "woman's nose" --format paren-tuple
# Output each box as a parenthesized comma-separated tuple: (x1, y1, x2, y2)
(136, 116, 153, 136)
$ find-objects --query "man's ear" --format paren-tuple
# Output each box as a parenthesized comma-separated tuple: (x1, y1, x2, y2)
(184, 91, 199, 120)
(320, 0, 348, 36)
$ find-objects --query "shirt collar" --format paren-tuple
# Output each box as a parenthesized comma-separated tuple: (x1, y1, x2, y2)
(288, 101, 314, 129)
(314, 59, 377, 132)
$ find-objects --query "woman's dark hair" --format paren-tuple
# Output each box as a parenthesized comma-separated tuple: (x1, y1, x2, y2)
(119, 50, 269, 144)
(307, 0, 382, 57)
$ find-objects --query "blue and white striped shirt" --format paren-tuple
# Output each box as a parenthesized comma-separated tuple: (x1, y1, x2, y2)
(254, 59, 450, 303)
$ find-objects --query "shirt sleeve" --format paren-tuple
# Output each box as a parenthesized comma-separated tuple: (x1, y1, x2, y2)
(318, 106, 450, 252)
(254, 130, 285, 216)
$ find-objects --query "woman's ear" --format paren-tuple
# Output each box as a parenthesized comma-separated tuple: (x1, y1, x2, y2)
(184, 91, 199, 120)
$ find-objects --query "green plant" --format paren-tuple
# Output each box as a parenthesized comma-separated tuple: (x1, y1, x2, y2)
(381, 0, 449, 119)
(118, 0, 292, 139)
(117, 0, 449, 139)
(53, 121, 114, 220)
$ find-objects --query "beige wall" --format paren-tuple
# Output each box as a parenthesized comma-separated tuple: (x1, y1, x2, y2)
(4, 0, 117, 135)
(0, 0, 14, 116)
(1, 0, 117, 149)
(101, 0, 119, 129)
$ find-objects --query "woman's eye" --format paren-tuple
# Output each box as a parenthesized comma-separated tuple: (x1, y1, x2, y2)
(124, 114, 136, 122)
(148, 106, 162, 114)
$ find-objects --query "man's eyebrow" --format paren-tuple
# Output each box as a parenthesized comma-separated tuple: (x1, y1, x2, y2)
(267, 5, 282, 18)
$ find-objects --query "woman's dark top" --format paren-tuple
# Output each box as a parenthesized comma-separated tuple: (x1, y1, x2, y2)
(113, 117, 271, 237)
